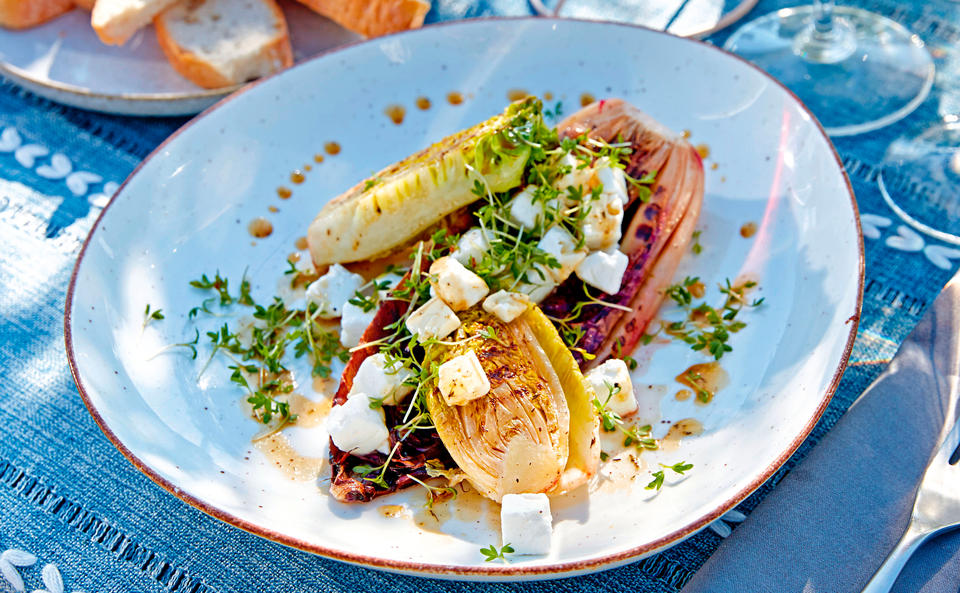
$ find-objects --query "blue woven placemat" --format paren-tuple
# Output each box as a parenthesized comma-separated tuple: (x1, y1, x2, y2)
(1, 1, 958, 591)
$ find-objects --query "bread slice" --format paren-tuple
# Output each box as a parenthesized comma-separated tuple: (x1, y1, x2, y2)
(155, 0, 293, 89)
(92, 0, 181, 45)
(295, 0, 429, 37)
(0, 0, 74, 29)
(74, 0, 95, 11)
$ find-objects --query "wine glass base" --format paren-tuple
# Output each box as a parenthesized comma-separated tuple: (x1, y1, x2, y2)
(879, 123, 960, 245)
(724, 6, 934, 136)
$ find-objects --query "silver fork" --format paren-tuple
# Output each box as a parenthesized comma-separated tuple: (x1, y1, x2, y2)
(861, 417, 960, 592)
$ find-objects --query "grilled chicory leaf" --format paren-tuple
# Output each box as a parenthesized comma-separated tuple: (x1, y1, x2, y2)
(308, 98, 542, 265)
(424, 306, 600, 502)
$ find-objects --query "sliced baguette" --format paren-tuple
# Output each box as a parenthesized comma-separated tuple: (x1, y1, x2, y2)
(155, 0, 293, 89)
(295, 0, 429, 38)
(0, 0, 74, 29)
(92, 0, 181, 45)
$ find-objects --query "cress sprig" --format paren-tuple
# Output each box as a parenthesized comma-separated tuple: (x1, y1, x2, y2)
(591, 383, 659, 453)
(183, 271, 350, 425)
(647, 277, 763, 360)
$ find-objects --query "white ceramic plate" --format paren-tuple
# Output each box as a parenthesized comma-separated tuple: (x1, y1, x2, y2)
(0, 1, 360, 116)
(66, 18, 862, 580)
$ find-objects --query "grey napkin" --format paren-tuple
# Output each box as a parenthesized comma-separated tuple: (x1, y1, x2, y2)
(682, 271, 960, 593)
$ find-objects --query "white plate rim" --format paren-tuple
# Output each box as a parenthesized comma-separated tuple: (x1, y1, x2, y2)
(64, 16, 865, 579)
(0, 58, 237, 117)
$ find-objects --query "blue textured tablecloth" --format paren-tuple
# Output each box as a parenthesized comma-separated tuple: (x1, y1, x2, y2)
(2, 1, 959, 591)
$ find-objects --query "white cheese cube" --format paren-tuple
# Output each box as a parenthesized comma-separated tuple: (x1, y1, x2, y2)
(585, 359, 637, 417)
(537, 226, 586, 282)
(452, 228, 490, 268)
(350, 353, 414, 405)
(575, 248, 629, 295)
(405, 297, 461, 341)
(294, 252, 316, 274)
(374, 271, 403, 300)
(514, 264, 557, 304)
(595, 158, 629, 205)
(306, 264, 365, 319)
(500, 493, 552, 555)
(508, 186, 544, 229)
(581, 192, 624, 251)
(339, 301, 376, 348)
(482, 290, 531, 323)
(438, 350, 491, 406)
(325, 393, 390, 456)
(429, 256, 489, 312)
(554, 152, 593, 193)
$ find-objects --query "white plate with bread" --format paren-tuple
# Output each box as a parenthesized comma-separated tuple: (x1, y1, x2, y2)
(0, 0, 429, 116)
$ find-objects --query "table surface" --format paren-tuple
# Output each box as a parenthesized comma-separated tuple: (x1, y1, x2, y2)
(1, 1, 959, 592)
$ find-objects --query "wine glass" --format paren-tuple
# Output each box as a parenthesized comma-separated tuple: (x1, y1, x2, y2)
(529, 0, 760, 38)
(723, 0, 935, 136)
(878, 45, 960, 243)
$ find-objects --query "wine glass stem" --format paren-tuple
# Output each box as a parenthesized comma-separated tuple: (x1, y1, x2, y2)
(813, 0, 835, 33)
(796, 0, 856, 64)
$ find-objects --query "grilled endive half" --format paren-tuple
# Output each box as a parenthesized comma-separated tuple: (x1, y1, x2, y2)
(424, 307, 601, 502)
(307, 98, 541, 265)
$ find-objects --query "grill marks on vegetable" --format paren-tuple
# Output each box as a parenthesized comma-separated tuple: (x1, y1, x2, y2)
(540, 99, 705, 366)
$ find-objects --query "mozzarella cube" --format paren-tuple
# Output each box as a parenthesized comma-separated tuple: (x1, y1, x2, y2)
(595, 159, 629, 205)
(294, 252, 316, 274)
(306, 264, 365, 319)
(537, 226, 586, 282)
(350, 353, 414, 405)
(452, 228, 490, 268)
(509, 186, 545, 229)
(554, 152, 593, 193)
(325, 393, 390, 456)
(581, 192, 624, 251)
(374, 271, 403, 300)
(438, 350, 490, 406)
(405, 297, 461, 341)
(482, 290, 531, 323)
(429, 256, 489, 311)
(339, 301, 375, 348)
(585, 359, 637, 417)
(500, 493, 552, 555)
(515, 264, 557, 304)
(575, 249, 629, 295)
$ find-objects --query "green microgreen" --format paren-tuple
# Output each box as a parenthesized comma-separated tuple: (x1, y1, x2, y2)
(142, 304, 164, 330)
(645, 471, 665, 491)
(646, 461, 694, 491)
(542, 101, 563, 121)
(181, 269, 351, 425)
(658, 277, 762, 360)
(480, 544, 515, 563)
(189, 271, 234, 306)
(591, 382, 658, 453)
(354, 442, 401, 489)
(146, 328, 200, 361)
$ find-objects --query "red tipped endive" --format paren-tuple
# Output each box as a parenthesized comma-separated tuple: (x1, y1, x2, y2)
(540, 99, 705, 367)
